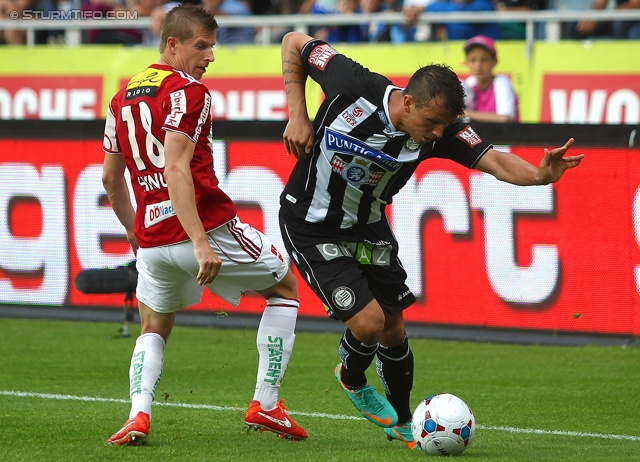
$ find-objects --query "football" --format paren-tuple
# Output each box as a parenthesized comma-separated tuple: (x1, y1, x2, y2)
(411, 393, 475, 456)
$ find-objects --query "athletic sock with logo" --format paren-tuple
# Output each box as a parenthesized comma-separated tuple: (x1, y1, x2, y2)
(129, 332, 165, 419)
(253, 299, 298, 410)
(339, 328, 379, 389)
(376, 336, 414, 423)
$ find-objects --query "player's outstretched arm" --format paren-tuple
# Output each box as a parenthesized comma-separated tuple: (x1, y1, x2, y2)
(476, 138, 584, 186)
(537, 138, 584, 185)
(281, 31, 315, 159)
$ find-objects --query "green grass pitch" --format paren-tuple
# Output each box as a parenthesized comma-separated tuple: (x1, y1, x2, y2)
(0, 317, 639, 461)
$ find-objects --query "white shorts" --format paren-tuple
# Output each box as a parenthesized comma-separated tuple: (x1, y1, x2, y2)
(135, 216, 289, 313)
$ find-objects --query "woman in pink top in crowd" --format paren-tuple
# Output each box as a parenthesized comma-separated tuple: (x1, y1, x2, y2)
(461, 35, 519, 123)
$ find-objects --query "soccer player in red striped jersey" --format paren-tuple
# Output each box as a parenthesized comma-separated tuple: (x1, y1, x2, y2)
(102, 4, 307, 445)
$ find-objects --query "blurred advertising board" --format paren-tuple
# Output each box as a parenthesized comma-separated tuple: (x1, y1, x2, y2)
(1, 123, 639, 336)
(0, 41, 639, 123)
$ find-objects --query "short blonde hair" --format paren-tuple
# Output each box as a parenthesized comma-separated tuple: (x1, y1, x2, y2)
(159, 3, 218, 53)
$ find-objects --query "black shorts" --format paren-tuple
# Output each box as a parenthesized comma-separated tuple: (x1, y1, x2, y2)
(279, 211, 416, 322)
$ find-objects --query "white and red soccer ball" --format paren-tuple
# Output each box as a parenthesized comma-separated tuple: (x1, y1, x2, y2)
(411, 393, 475, 456)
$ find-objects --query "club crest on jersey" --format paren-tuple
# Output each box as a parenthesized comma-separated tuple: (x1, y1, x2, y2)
(332, 286, 355, 310)
(125, 67, 172, 100)
(331, 156, 383, 186)
(341, 159, 371, 186)
(404, 137, 421, 152)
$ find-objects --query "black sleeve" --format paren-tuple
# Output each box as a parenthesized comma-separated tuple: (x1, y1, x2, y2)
(300, 39, 391, 99)
(431, 121, 493, 169)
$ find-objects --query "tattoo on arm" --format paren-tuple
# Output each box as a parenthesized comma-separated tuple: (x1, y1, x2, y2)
(283, 57, 306, 90)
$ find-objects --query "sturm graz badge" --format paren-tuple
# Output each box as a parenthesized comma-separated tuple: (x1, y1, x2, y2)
(404, 136, 421, 152)
(332, 286, 355, 310)
(341, 161, 370, 186)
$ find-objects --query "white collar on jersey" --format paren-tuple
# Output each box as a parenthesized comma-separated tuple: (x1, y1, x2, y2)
(380, 85, 405, 138)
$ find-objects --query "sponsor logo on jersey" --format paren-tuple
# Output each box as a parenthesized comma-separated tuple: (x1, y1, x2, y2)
(341, 106, 365, 127)
(316, 241, 391, 266)
(193, 92, 211, 139)
(285, 194, 297, 204)
(397, 289, 412, 301)
(125, 67, 172, 100)
(341, 110, 357, 127)
(270, 244, 285, 263)
(144, 199, 176, 228)
(165, 89, 186, 128)
(308, 44, 338, 70)
(324, 128, 401, 172)
(332, 286, 355, 310)
(456, 125, 482, 147)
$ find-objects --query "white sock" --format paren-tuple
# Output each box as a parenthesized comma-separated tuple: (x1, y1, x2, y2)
(253, 299, 298, 410)
(129, 332, 165, 419)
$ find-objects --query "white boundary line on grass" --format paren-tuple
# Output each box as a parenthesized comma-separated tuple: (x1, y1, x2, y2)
(0, 390, 362, 421)
(3, 390, 639, 442)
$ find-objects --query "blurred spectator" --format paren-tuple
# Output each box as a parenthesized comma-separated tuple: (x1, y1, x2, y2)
(82, 0, 162, 44)
(460, 35, 519, 122)
(146, 0, 255, 47)
(146, 0, 182, 46)
(204, 0, 256, 43)
(0, 0, 32, 44)
(257, 0, 303, 41)
(494, 0, 548, 39)
(424, 0, 502, 40)
(307, 0, 369, 43)
(395, 0, 437, 42)
(299, 0, 335, 13)
(360, 0, 404, 42)
(298, 0, 333, 39)
(573, 0, 640, 39)
(26, 0, 69, 44)
(360, 0, 385, 40)
(249, 0, 270, 13)
(266, 0, 301, 13)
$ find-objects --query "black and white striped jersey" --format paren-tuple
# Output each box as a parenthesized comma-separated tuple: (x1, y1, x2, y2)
(280, 39, 493, 230)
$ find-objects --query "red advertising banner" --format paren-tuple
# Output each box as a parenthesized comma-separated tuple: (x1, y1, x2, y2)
(0, 77, 103, 120)
(540, 74, 640, 124)
(1, 139, 639, 335)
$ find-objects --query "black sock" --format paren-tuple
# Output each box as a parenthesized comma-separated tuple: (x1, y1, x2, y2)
(376, 337, 414, 423)
(338, 328, 378, 389)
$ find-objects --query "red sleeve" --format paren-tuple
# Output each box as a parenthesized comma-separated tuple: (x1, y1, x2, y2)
(162, 84, 212, 143)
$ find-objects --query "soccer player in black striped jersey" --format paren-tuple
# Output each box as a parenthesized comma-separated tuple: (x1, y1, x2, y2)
(278, 31, 584, 449)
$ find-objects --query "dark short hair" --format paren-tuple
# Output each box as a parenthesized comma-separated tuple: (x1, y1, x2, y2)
(160, 4, 219, 53)
(403, 64, 466, 116)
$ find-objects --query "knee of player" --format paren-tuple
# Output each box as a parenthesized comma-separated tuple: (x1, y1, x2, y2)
(272, 269, 299, 299)
(352, 323, 384, 345)
(347, 309, 385, 345)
